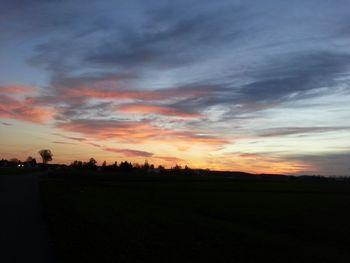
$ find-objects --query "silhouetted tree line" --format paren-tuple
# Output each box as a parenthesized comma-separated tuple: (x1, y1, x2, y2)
(0, 157, 37, 168)
(2, 149, 349, 182)
(68, 158, 196, 176)
(0, 148, 196, 175)
(0, 149, 52, 168)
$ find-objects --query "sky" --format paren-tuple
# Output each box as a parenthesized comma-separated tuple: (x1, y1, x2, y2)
(0, 0, 350, 176)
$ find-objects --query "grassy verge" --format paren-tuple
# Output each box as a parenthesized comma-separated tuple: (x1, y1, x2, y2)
(40, 171, 350, 263)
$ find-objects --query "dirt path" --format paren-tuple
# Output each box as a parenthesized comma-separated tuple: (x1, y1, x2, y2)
(0, 173, 54, 262)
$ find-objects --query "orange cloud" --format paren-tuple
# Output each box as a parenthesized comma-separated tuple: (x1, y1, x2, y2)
(166, 131, 230, 145)
(67, 85, 208, 101)
(117, 104, 205, 118)
(57, 119, 156, 142)
(156, 156, 186, 163)
(0, 95, 54, 124)
(57, 119, 230, 147)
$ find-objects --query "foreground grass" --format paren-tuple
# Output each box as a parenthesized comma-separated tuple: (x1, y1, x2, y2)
(41, 171, 350, 263)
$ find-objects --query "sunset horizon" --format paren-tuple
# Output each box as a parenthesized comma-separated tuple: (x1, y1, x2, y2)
(1, 0, 350, 176)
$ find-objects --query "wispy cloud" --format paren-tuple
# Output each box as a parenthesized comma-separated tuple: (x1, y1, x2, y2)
(102, 147, 153, 158)
(0, 95, 54, 124)
(156, 156, 185, 163)
(258, 126, 350, 137)
(52, 141, 76, 145)
(1, 122, 12, 126)
(56, 118, 229, 147)
(117, 104, 205, 118)
(0, 85, 35, 94)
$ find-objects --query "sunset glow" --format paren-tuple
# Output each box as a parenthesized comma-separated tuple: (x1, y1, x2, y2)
(1, 0, 350, 175)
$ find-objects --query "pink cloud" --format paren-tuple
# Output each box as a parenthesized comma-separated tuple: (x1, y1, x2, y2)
(0, 95, 55, 124)
(56, 119, 157, 142)
(56, 119, 229, 146)
(117, 104, 205, 118)
(66, 85, 208, 102)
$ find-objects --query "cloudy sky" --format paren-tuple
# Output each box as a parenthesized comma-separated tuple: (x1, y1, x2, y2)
(1, 0, 350, 175)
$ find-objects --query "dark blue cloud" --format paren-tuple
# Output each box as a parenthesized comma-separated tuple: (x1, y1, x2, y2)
(240, 51, 350, 102)
(15, 0, 350, 114)
(289, 152, 350, 176)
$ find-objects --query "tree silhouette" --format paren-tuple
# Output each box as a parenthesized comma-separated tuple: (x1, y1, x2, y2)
(119, 161, 133, 171)
(9, 158, 19, 163)
(26, 156, 37, 167)
(88, 158, 97, 166)
(39, 149, 53, 165)
(71, 160, 83, 167)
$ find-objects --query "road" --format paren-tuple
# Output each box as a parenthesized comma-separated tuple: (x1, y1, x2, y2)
(0, 172, 54, 262)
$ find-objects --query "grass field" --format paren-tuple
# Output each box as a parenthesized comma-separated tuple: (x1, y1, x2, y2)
(40, 171, 350, 263)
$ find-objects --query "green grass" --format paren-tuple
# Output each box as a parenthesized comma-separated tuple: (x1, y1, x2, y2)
(40, 172, 350, 263)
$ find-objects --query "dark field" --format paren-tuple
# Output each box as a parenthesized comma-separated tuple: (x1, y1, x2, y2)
(0, 167, 41, 175)
(40, 171, 350, 263)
